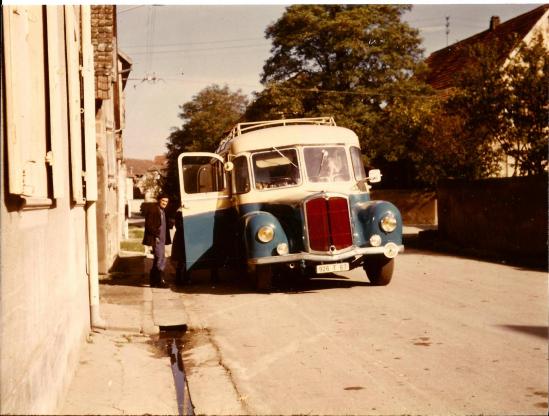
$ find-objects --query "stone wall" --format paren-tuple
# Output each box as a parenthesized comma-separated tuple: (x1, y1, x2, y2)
(91, 5, 115, 100)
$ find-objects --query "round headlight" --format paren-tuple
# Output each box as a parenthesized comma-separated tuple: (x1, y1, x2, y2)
(276, 243, 289, 255)
(257, 225, 274, 243)
(380, 213, 397, 233)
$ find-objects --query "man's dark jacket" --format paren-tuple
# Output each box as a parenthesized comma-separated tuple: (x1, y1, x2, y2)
(142, 205, 172, 246)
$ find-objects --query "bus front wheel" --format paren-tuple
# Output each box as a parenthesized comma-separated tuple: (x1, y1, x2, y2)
(363, 256, 394, 286)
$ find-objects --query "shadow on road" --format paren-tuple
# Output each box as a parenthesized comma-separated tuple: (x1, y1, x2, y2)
(169, 268, 372, 296)
(101, 254, 148, 287)
(403, 230, 547, 272)
(497, 325, 548, 339)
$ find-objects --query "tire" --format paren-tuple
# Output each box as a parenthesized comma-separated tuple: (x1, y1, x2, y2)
(364, 256, 394, 286)
(254, 265, 273, 292)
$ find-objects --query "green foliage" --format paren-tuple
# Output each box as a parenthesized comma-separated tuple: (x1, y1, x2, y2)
(426, 33, 548, 182)
(245, 5, 430, 187)
(504, 33, 548, 175)
(411, 33, 548, 186)
(163, 84, 248, 201)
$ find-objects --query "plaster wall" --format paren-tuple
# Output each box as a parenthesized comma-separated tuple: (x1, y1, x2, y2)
(96, 101, 121, 275)
(1, 74, 89, 414)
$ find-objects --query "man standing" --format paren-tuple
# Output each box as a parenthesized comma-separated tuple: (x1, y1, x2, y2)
(142, 195, 172, 288)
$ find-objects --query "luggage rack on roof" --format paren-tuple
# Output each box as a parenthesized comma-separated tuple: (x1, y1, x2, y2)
(228, 117, 337, 139)
(215, 117, 337, 154)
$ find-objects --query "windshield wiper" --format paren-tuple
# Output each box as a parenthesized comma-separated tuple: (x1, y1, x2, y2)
(317, 149, 328, 176)
(272, 146, 298, 169)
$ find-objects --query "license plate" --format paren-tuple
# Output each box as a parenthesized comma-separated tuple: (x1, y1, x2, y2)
(316, 262, 350, 274)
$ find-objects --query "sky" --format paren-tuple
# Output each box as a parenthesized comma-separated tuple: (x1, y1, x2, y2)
(116, 3, 544, 160)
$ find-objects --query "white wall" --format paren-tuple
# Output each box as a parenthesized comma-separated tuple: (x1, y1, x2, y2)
(1, 5, 96, 413)
(0, 202, 90, 413)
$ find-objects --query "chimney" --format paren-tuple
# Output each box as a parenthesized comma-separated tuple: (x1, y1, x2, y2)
(490, 16, 500, 31)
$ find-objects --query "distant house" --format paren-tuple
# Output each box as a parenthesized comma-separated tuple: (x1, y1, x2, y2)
(425, 5, 548, 90)
(126, 156, 167, 202)
(423, 4, 549, 176)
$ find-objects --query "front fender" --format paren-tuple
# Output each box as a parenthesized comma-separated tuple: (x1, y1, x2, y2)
(351, 200, 403, 247)
(241, 211, 289, 259)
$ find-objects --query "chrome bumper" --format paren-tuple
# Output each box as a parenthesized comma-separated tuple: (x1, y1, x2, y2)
(248, 243, 404, 265)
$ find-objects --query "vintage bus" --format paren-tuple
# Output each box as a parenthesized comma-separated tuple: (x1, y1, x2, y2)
(176, 117, 403, 290)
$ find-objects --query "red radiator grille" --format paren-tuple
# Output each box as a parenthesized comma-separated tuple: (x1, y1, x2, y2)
(305, 196, 352, 252)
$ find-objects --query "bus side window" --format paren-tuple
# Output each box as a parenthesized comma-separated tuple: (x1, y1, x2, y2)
(182, 156, 226, 194)
(233, 155, 250, 194)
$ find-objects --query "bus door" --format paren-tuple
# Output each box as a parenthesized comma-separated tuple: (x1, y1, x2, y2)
(177, 152, 235, 271)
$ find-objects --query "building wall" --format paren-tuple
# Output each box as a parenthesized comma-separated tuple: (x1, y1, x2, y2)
(1, 5, 130, 413)
(0, 201, 90, 413)
(96, 101, 123, 275)
(1, 6, 91, 413)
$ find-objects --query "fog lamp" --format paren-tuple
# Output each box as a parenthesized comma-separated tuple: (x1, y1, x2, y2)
(276, 243, 289, 255)
(380, 213, 397, 233)
(257, 226, 274, 243)
(369, 234, 382, 247)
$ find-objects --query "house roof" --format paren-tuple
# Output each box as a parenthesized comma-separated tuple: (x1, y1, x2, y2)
(125, 158, 164, 177)
(424, 4, 548, 90)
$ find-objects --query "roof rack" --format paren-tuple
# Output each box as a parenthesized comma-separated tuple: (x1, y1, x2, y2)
(216, 117, 337, 154)
(229, 117, 336, 138)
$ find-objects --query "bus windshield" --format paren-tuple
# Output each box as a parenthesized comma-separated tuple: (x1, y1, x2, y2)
(304, 146, 350, 182)
(252, 148, 301, 190)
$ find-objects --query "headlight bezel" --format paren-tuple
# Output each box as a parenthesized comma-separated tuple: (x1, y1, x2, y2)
(257, 225, 275, 243)
(380, 212, 397, 233)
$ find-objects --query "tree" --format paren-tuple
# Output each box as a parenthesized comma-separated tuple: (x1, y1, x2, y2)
(245, 4, 431, 186)
(504, 33, 548, 175)
(439, 33, 548, 179)
(163, 84, 248, 201)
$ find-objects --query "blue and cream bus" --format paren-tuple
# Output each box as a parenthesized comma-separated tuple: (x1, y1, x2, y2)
(176, 117, 403, 290)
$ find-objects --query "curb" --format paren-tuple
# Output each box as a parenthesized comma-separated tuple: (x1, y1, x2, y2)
(142, 286, 160, 335)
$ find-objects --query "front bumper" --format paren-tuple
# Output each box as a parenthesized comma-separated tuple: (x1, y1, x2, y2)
(248, 243, 404, 265)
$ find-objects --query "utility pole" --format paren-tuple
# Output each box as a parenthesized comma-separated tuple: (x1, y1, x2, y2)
(445, 16, 450, 46)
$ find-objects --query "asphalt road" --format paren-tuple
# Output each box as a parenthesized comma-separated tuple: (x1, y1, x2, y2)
(175, 248, 547, 415)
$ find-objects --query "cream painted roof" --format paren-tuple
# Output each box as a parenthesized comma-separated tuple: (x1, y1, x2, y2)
(223, 125, 360, 155)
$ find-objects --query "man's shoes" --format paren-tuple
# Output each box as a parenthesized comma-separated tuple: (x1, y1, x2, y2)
(150, 268, 169, 288)
(156, 279, 169, 289)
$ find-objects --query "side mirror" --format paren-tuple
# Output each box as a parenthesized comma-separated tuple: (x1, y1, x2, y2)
(367, 169, 382, 183)
(224, 161, 234, 172)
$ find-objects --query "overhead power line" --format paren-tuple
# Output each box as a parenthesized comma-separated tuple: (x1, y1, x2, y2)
(126, 43, 269, 56)
(121, 36, 265, 49)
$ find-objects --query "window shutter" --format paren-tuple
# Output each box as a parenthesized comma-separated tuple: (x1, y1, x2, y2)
(64, 6, 85, 204)
(46, 6, 66, 199)
(3, 6, 49, 199)
(80, 5, 97, 202)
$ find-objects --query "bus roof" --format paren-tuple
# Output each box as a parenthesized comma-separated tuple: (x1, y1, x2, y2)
(217, 121, 360, 155)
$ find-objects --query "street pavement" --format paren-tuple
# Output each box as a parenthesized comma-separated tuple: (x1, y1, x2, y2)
(59, 226, 547, 415)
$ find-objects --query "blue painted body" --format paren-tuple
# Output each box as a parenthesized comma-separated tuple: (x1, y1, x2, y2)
(349, 193, 403, 247)
(181, 206, 238, 270)
(178, 190, 402, 270)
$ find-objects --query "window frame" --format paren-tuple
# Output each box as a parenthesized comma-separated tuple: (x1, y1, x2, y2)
(303, 145, 351, 183)
(232, 154, 251, 195)
(350, 146, 367, 181)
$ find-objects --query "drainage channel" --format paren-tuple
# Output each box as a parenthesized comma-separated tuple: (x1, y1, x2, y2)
(155, 325, 195, 416)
